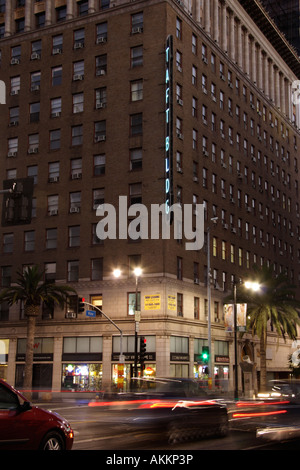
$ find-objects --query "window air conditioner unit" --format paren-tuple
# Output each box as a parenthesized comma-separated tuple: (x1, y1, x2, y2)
(28, 147, 38, 154)
(31, 52, 40, 60)
(72, 172, 82, 180)
(96, 36, 106, 44)
(96, 102, 106, 109)
(95, 135, 106, 142)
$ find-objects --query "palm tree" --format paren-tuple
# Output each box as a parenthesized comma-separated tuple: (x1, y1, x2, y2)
(0, 265, 76, 396)
(234, 264, 300, 391)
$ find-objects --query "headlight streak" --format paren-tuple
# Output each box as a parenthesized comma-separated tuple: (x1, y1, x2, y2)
(88, 399, 219, 410)
(233, 409, 287, 419)
(232, 399, 290, 419)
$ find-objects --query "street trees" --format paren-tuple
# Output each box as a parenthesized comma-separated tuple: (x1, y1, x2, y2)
(236, 264, 300, 391)
(0, 265, 75, 397)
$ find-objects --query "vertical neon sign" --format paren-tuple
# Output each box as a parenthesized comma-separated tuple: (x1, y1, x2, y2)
(165, 35, 173, 223)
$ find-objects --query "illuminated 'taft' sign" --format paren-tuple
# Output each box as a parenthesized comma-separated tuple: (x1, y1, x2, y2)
(165, 35, 173, 222)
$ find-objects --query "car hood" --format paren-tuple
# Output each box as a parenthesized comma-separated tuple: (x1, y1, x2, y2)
(30, 405, 69, 423)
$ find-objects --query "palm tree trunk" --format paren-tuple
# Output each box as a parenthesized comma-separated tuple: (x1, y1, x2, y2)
(259, 332, 267, 392)
(23, 305, 39, 399)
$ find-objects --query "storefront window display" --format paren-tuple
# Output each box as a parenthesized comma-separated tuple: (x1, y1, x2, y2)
(0, 364, 7, 380)
(112, 364, 156, 391)
(0, 339, 9, 380)
(62, 363, 102, 391)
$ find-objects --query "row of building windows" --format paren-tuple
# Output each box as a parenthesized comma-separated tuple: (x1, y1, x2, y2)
(5, 12, 298, 141)
(7, 65, 297, 156)
(3, 165, 299, 244)
(0, 0, 111, 37)
(1, 222, 298, 284)
(177, 56, 298, 130)
(1, 335, 228, 363)
(0, 274, 222, 323)
(8, 48, 143, 88)
(3, 6, 299, 133)
(4, 12, 140, 54)
(6, 114, 142, 154)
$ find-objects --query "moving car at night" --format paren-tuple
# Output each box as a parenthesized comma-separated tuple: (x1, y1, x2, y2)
(0, 379, 73, 450)
(90, 377, 229, 444)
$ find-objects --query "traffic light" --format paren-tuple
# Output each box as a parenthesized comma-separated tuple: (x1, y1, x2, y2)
(201, 346, 209, 364)
(140, 336, 147, 364)
(77, 296, 85, 314)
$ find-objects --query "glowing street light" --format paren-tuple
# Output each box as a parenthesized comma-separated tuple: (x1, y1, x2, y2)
(113, 268, 121, 278)
(113, 265, 143, 382)
(244, 281, 261, 292)
(133, 267, 142, 277)
(234, 278, 262, 399)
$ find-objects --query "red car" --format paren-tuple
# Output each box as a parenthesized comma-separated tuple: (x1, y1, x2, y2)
(0, 379, 73, 450)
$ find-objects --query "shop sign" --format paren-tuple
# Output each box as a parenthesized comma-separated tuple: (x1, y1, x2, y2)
(144, 295, 161, 310)
(170, 353, 189, 362)
(16, 353, 53, 362)
(215, 355, 230, 363)
(62, 353, 102, 361)
(111, 352, 156, 362)
(167, 295, 176, 311)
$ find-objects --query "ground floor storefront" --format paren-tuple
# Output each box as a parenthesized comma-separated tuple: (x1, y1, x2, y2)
(0, 322, 296, 398)
(1, 332, 232, 394)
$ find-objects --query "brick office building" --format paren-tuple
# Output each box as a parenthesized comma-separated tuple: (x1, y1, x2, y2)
(0, 0, 299, 395)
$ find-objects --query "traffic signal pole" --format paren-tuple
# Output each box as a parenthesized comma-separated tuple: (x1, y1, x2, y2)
(81, 299, 124, 362)
(207, 227, 213, 390)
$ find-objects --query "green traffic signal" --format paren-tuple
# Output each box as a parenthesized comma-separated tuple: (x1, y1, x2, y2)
(201, 346, 209, 363)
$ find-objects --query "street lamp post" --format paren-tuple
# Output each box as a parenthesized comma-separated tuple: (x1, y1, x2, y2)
(134, 267, 142, 380)
(113, 266, 142, 382)
(233, 281, 238, 400)
(233, 279, 261, 400)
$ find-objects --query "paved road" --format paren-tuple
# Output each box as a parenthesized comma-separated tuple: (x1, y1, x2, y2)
(36, 400, 300, 451)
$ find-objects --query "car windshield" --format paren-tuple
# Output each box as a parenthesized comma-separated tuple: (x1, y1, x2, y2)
(0, 383, 20, 410)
